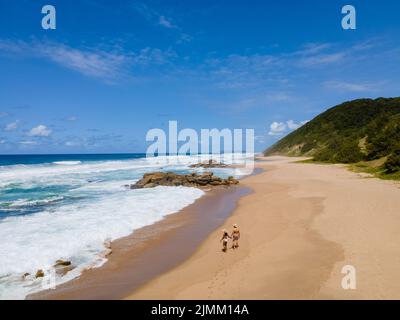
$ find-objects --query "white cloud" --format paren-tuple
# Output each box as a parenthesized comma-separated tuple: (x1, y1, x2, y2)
(40, 44, 129, 80)
(0, 39, 174, 82)
(177, 33, 192, 43)
(324, 81, 375, 92)
(286, 119, 309, 130)
(65, 116, 78, 121)
(132, 47, 177, 65)
(65, 141, 79, 146)
(294, 43, 332, 56)
(133, 2, 177, 29)
(0, 139, 6, 144)
(19, 140, 37, 145)
(268, 122, 287, 136)
(293, 42, 363, 66)
(205, 39, 383, 93)
(28, 125, 52, 137)
(299, 52, 345, 66)
(268, 120, 309, 136)
(132, 3, 191, 45)
(286, 120, 299, 130)
(0, 39, 130, 81)
(5, 120, 19, 131)
(159, 16, 175, 29)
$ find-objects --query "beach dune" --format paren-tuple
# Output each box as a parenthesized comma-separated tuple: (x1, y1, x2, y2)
(127, 156, 400, 299)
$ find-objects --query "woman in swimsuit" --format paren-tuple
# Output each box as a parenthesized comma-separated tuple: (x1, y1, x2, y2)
(231, 224, 240, 249)
(220, 229, 231, 252)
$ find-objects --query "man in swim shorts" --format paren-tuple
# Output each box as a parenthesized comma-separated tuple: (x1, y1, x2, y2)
(231, 224, 240, 249)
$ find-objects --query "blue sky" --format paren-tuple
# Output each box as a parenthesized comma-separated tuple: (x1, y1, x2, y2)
(0, 0, 400, 154)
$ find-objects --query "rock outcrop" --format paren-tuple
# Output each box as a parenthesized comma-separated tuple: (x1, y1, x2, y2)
(130, 172, 238, 189)
(22, 272, 30, 280)
(35, 269, 44, 278)
(54, 259, 74, 276)
(55, 259, 71, 267)
(189, 159, 228, 168)
(29, 260, 75, 280)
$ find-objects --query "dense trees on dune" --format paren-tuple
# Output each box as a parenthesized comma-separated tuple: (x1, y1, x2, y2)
(264, 97, 400, 175)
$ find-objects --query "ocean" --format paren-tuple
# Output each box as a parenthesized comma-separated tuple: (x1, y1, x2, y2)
(0, 153, 248, 299)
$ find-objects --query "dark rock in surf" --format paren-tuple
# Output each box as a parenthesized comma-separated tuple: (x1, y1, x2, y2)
(35, 270, 44, 278)
(55, 259, 71, 267)
(22, 272, 30, 280)
(189, 159, 228, 168)
(130, 171, 238, 189)
(54, 260, 74, 276)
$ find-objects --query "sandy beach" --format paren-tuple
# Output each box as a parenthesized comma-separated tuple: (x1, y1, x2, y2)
(126, 156, 400, 300)
(31, 156, 400, 300)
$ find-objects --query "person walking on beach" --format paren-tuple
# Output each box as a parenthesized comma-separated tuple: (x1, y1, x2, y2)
(220, 229, 231, 252)
(231, 224, 240, 249)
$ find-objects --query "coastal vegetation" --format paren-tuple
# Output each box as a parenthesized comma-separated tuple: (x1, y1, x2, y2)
(264, 97, 400, 179)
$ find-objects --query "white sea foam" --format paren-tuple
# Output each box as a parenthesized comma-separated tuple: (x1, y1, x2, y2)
(0, 154, 252, 187)
(0, 186, 204, 299)
(0, 154, 252, 299)
(0, 196, 64, 208)
(53, 161, 82, 166)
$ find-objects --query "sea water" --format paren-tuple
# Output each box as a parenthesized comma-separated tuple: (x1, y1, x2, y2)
(0, 153, 249, 299)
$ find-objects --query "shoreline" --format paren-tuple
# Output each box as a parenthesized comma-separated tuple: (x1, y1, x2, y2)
(30, 181, 252, 299)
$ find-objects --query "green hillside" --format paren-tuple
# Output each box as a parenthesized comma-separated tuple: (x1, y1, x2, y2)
(264, 97, 400, 177)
